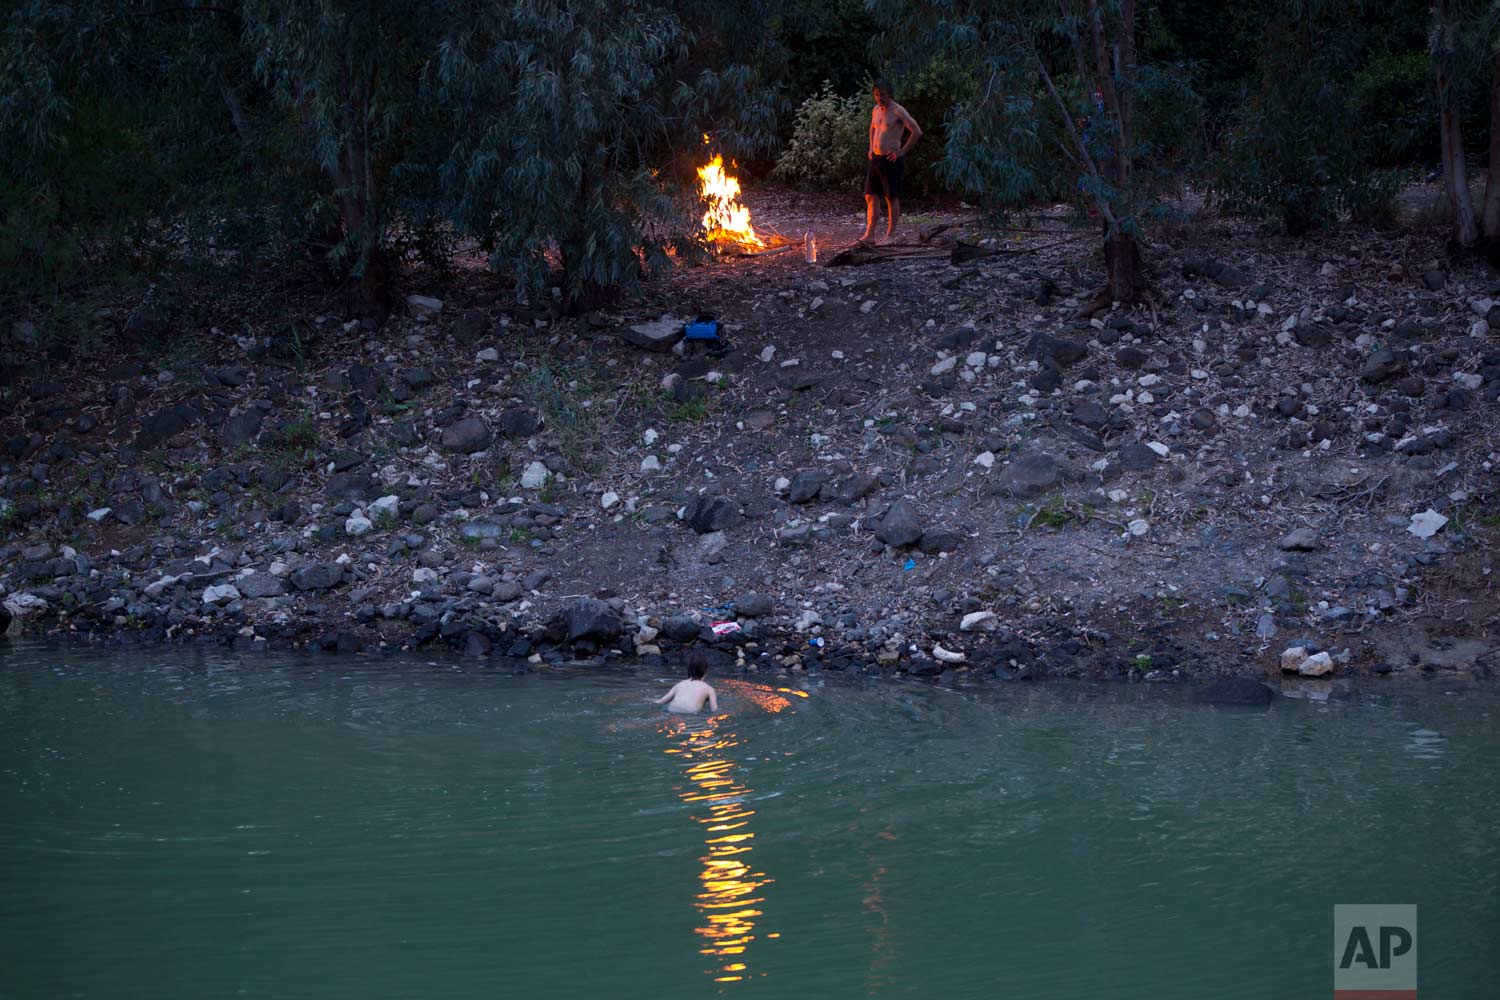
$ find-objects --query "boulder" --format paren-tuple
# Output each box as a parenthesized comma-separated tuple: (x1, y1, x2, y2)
(684, 495, 736, 534)
(1117, 442, 1159, 471)
(553, 597, 622, 642)
(1028, 333, 1089, 368)
(996, 452, 1059, 498)
(440, 417, 492, 454)
(237, 572, 287, 599)
(222, 409, 264, 447)
(736, 593, 773, 618)
(787, 470, 830, 504)
(875, 500, 924, 548)
(290, 563, 343, 591)
(1278, 528, 1321, 552)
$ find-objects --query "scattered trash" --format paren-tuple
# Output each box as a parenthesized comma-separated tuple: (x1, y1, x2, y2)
(903, 558, 916, 571)
(710, 621, 741, 636)
(1407, 509, 1449, 539)
(808, 636, 824, 648)
(684, 315, 720, 341)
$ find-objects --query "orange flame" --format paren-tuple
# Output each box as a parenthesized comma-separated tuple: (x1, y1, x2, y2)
(697, 154, 763, 248)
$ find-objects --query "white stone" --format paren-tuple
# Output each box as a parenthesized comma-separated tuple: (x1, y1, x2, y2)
(1454, 372, 1483, 390)
(1298, 651, 1334, 677)
(1127, 519, 1150, 536)
(202, 584, 241, 605)
(1407, 509, 1449, 539)
(87, 507, 112, 522)
(774, 476, 790, 493)
(640, 455, 662, 473)
(643, 428, 659, 445)
(1471, 320, 1490, 338)
(412, 567, 438, 584)
(965, 351, 987, 368)
(1108, 489, 1129, 502)
(475, 347, 499, 362)
(345, 514, 373, 536)
(933, 644, 966, 664)
(960, 611, 998, 632)
(521, 461, 550, 489)
(1146, 441, 1170, 458)
(1138, 373, 1161, 387)
(406, 294, 443, 318)
(860, 299, 878, 314)
(975, 451, 995, 469)
(759, 345, 776, 362)
(931, 356, 957, 376)
(1471, 297, 1495, 317)
(705, 370, 723, 384)
(370, 495, 400, 520)
(601, 491, 620, 510)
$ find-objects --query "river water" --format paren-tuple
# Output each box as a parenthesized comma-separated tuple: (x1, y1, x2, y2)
(1, 643, 1496, 999)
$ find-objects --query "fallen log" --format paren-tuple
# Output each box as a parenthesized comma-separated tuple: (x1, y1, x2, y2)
(824, 242, 949, 267)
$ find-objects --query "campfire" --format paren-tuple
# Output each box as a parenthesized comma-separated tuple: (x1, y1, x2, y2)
(696, 153, 764, 249)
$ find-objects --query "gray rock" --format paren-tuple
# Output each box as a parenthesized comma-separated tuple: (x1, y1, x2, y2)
(222, 409, 264, 447)
(1188, 408, 1216, 431)
(498, 407, 539, 439)
(1028, 333, 1088, 368)
(1073, 401, 1110, 430)
(684, 495, 736, 534)
(325, 472, 373, 500)
(1117, 443, 1159, 471)
(494, 580, 523, 602)
(554, 597, 622, 642)
(1421, 269, 1446, 291)
(736, 592, 773, 618)
(996, 452, 1059, 498)
(1361, 348, 1404, 385)
(1278, 528, 1321, 552)
(788, 470, 830, 504)
(290, 563, 343, 591)
(876, 500, 924, 548)
(662, 615, 701, 641)
(466, 575, 496, 595)
(237, 572, 288, 598)
(441, 417, 492, 454)
(134, 405, 197, 451)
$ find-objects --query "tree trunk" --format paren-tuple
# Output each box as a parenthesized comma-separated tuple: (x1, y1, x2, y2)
(1103, 227, 1146, 304)
(1482, 45, 1500, 240)
(1435, 0, 1480, 249)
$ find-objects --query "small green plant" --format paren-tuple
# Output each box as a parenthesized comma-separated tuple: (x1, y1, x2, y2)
(505, 526, 534, 545)
(373, 509, 398, 531)
(1132, 653, 1152, 671)
(667, 397, 708, 423)
(1028, 496, 1073, 530)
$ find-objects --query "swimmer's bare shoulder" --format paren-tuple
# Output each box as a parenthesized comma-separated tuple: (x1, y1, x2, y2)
(653, 654, 719, 713)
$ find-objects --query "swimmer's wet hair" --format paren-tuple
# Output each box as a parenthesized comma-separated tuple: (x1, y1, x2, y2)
(687, 651, 708, 679)
(873, 78, 893, 98)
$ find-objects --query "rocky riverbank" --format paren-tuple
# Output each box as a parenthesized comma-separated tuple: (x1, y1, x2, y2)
(3, 194, 1499, 687)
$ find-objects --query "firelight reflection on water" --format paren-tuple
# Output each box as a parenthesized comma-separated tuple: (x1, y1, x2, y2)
(660, 681, 807, 985)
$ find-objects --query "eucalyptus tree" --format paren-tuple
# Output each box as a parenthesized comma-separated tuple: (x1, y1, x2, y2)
(418, 0, 786, 311)
(870, 0, 1201, 311)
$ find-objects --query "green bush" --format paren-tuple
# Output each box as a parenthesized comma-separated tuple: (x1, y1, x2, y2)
(773, 84, 868, 191)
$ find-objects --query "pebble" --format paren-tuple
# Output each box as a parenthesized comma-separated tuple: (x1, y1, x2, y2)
(640, 455, 662, 473)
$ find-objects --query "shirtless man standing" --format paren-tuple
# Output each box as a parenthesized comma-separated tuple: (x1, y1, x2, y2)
(860, 79, 922, 244)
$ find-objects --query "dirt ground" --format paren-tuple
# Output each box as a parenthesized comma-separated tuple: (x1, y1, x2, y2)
(2, 187, 1499, 687)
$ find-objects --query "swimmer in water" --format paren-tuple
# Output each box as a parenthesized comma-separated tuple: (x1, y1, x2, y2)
(654, 651, 719, 714)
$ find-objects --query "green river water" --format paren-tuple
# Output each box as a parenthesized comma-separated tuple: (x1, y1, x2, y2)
(1, 642, 1496, 999)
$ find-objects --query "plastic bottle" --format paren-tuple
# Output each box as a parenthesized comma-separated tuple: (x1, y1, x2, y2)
(804, 230, 817, 263)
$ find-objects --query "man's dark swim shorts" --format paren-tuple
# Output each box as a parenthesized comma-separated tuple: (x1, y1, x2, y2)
(864, 153, 904, 200)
